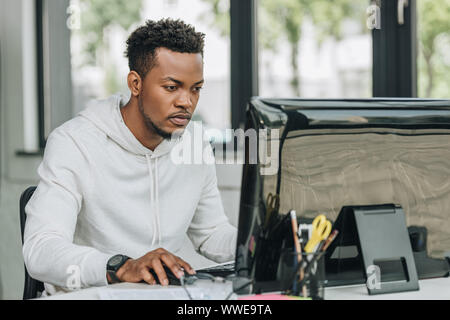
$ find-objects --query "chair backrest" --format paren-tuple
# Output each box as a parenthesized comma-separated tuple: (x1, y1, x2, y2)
(19, 186, 44, 299)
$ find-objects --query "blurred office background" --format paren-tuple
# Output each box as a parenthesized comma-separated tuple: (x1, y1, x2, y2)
(1, 0, 449, 299)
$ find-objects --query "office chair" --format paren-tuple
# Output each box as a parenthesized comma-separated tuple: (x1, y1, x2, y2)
(19, 186, 45, 299)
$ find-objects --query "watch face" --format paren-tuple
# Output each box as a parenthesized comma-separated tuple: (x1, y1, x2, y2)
(109, 255, 123, 267)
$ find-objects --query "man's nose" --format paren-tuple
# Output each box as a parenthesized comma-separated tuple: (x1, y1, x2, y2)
(175, 90, 194, 110)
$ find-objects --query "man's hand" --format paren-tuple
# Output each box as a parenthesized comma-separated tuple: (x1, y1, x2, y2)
(109, 248, 196, 286)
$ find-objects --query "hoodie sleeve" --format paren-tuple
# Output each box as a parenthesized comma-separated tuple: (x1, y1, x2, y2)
(22, 127, 113, 289)
(187, 144, 237, 263)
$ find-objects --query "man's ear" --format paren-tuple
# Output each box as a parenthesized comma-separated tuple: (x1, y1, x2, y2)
(127, 71, 142, 97)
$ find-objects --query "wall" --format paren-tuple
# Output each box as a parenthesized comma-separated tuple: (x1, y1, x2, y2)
(0, 0, 42, 299)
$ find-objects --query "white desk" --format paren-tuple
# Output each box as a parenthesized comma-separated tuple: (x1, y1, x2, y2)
(326, 277, 450, 300)
(39, 277, 449, 300)
(40, 279, 235, 300)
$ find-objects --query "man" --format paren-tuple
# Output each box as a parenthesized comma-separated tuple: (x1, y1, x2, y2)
(23, 18, 237, 295)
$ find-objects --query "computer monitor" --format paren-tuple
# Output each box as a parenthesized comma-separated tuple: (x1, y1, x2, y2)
(235, 97, 450, 292)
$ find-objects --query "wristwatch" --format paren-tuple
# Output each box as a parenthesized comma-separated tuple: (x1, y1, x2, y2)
(106, 254, 130, 284)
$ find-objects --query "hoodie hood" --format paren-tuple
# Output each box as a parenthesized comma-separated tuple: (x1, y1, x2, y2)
(79, 93, 182, 158)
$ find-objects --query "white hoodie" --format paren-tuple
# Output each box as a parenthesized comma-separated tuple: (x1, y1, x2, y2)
(22, 94, 237, 295)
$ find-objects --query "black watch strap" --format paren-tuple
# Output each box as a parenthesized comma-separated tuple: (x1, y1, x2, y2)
(107, 254, 130, 284)
(107, 269, 121, 284)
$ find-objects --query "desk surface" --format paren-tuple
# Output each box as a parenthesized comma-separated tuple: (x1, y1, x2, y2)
(325, 277, 450, 300)
(39, 277, 450, 300)
(41, 280, 235, 300)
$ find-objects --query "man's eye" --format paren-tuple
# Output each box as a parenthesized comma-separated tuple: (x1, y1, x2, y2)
(194, 87, 203, 92)
(165, 86, 177, 91)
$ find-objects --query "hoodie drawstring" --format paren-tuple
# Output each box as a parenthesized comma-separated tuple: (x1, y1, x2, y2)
(154, 157, 161, 246)
(146, 154, 161, 247)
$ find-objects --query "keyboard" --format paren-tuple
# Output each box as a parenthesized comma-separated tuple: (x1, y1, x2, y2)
(196, 262, 235, 278)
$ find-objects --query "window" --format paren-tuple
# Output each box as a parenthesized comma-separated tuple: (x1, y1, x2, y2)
(417, 0, 450, 98)
(70, 0, 231, 130)
(258, 0, 372, 98)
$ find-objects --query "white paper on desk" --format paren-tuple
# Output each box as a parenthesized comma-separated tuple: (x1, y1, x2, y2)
(97, 287, 207, 300)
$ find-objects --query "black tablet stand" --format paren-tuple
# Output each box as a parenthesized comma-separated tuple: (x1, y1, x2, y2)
(325, 204, 419, 295)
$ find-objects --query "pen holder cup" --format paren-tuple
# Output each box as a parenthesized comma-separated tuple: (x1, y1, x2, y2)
(277, 251, 326, 300)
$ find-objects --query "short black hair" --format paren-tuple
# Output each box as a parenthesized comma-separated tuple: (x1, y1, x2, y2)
(125, 18, 205, 78)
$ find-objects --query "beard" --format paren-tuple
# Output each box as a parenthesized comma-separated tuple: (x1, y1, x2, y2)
(138, 95, 172, 140)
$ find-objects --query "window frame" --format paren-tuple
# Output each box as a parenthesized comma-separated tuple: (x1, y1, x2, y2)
(372, 0, 418, 97)
(230, 0, 258, 129)
(33, 0, 73, 152)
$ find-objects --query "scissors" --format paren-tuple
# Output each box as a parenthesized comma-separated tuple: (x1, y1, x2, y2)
(304, 214, 332, 253)
(264, 193, 279, 229)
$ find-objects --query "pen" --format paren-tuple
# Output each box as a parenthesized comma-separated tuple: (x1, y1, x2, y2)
(320, 229, 339, 252)
(290, 210, 302, 259)
(314, 228, 339, 253)
(289, 210, 307, 297)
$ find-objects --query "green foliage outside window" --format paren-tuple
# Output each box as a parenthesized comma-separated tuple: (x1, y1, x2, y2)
(73, 0, 143, 94)
(201, 0, 367, 96)
(73, 0, 450, 99)
(418, 0, 450, 98)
